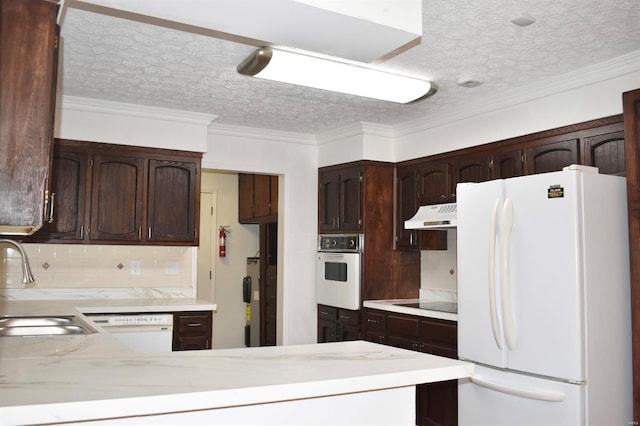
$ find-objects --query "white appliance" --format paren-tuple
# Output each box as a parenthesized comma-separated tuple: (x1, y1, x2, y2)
(87, 313, 174, 353)
(456, 165, 632, 425)
(316, 234, 362, 310)
(404, 202, 457, 229)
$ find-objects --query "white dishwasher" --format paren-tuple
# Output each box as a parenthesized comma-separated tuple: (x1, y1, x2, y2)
(87, 313, 174, 353)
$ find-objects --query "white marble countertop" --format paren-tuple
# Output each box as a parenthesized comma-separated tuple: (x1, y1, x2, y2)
(0, 298, 217, 359)
(0, 340, 473, 425)
(364, 298, 458, 321)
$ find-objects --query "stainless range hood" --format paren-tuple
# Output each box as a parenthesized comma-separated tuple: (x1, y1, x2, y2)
(405, 203, 457, 229)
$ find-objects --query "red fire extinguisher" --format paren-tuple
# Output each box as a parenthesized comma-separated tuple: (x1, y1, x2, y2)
(219, 226, 228, 257)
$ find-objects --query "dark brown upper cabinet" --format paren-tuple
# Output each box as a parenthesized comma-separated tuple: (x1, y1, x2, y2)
(318, 167, 363, 233)
(583, 130, 626, 176)
(417, 161, 451, 205)
(450, 153, 491, 200)
(395, 166, 419, 250)
(0, 0, 59, 235)
(525, 138, 579, 174)
(148, 160, 199, 243)
(491, 150, 524, 179)
(238, 173, 278, 224)
(90, 154, 145, 241)
(28, 139, 201, 246)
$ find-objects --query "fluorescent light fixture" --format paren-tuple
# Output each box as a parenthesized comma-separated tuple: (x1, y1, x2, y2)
(237, 47, 437, 103)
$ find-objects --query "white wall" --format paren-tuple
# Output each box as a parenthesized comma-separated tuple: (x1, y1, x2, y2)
(201, 171, 260, 349)
(204, 124, 318, 345)
(395, 67, 640, 161)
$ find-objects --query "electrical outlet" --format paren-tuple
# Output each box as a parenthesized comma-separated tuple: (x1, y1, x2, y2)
(165, 261, 179, 275)
(130, 260, 141, 275)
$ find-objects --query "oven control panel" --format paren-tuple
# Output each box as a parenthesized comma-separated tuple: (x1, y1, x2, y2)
(88, 314, 173, 327)
(318, 234, 363, 252)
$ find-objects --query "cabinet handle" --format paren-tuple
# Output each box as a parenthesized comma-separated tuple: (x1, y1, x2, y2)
(441, 194, 447, 199)
(47, 192, 56, 223)
(80, 226, 84, 239)
(187, 322, 202, 327)
(148, 227, 152, 239)
(138, 227, 142, 239)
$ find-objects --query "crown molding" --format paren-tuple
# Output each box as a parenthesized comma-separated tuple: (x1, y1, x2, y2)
(394, 50, 640, 137)
(208, 122, 317, 146)
(317, 121, 395, 145)
(59, 95, 218, 126)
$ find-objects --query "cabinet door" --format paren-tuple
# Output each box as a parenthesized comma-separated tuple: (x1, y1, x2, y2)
(318, 170, 341, 232)
(583, 130, 626, 176)
(31, 149, 88, 241)
(416, 381, 458, 426)
(238, 173, 254, 222)
(253, 174, 273, 217)
(451, 154, 490, 201)
(396, 167, 419, 250)
(492, 150, 524, 179)
(339, 168, 363, 231)
(90, 155, 144, 241)
(172, 311, 212, 351)
(417, 162, 450, 205)
(269, 175, 279, 215)
(148, 159, 198, 243)
(526, 139, 579, 174)
(0, 0, 58, 234)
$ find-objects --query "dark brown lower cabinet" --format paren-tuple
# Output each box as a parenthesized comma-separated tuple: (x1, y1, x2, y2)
(172, 311, 212, 351)
(317, 305, 361, 343)
(364, 308, 458, 426)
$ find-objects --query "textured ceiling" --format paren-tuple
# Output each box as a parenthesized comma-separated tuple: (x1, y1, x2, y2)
(59, 0, 640, 135)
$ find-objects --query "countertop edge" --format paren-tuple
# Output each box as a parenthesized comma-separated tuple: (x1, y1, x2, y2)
(363, 299, 458, 321)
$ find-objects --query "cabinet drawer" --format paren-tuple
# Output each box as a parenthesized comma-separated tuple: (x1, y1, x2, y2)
(387, 314, 419, 338)
(337, 308, 360, 326)
(175, 313, 211, 337)
(420, 318, 457, 347)
(318, 305, 338, 321)
(364, 310, 386, 331)
(387, 335, 421, 351)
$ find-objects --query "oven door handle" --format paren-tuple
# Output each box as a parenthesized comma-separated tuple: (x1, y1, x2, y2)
(319, 253, 356, 259)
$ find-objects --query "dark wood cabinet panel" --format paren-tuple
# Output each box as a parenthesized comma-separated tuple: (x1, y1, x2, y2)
(0, 0, 59, 234)
(30, 149, 88, 241)
(318, 168, 362, 232)
(492, 150, 524, 179)
(451, 154, 491, 198)
(172, 311, 212, 351)
(148, 160, 198, 243)
(238, 173, 278, 224)
(90, 155, 145, 241)
(417, 380, 458, 426)
(317, 305, 361, 343)
(30, 140, 201, 245)
(583, 130, 626, 176)
(623, 88, 640, 420)
(396, 167, 419, 250)
(526, 139, 579, 174)
(417, 161, 450, 205)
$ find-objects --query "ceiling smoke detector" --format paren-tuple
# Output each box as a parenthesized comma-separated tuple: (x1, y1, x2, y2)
(457, 77, 484, 88)
(511, 14, 537, 27)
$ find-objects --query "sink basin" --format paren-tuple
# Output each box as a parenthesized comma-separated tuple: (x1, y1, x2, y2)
(0, 316, 76, 327)
(0, 315, 95, 337)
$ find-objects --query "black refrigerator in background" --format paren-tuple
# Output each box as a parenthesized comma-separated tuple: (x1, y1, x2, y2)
(243, 257, 260, 347)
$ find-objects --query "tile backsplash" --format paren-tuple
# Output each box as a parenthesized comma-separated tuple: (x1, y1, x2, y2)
(1, 244, 193, 289)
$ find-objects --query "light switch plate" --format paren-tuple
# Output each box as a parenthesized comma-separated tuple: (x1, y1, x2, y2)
(130, 260, 141, 275)
(165, 261, 179, 275)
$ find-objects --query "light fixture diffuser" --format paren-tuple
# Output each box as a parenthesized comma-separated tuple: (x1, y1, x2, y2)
(237, 47, 437, 104)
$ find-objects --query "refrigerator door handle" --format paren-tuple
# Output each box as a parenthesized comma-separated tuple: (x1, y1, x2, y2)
(500, 198, 517, 350)
(470, 376, 566, 402)
(489, 198, 502, 349)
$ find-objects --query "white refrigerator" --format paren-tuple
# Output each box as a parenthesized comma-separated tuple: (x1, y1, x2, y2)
(456, 165, 632, 425)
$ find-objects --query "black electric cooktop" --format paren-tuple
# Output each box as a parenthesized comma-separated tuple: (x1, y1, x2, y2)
(393, 301, 457, 314)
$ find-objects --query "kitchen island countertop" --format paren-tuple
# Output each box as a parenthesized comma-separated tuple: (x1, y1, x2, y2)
(0, 340, 473, 425)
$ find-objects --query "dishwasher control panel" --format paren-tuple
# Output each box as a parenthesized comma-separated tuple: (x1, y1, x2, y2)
(88, 314, 173, 327)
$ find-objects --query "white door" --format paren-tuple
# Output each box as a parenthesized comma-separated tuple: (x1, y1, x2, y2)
(197, 191, 217, 302)
(459, 364, 584, 426)
(503, 171, 583, 381)
(457, 179, 506, 368)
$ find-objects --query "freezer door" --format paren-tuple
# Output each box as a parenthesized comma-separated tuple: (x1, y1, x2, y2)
(459, 364, 583, 426)
(502, 171, 583, 381)
(457, 180, 506, 368)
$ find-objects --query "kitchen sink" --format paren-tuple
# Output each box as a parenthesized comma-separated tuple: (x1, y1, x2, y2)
(0, 315, 96, 337)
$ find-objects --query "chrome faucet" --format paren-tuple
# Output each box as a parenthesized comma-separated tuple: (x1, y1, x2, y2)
(0, 239, 35, 285)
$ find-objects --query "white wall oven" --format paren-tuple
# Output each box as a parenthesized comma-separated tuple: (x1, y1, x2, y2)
(316, 234, 362, 310)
